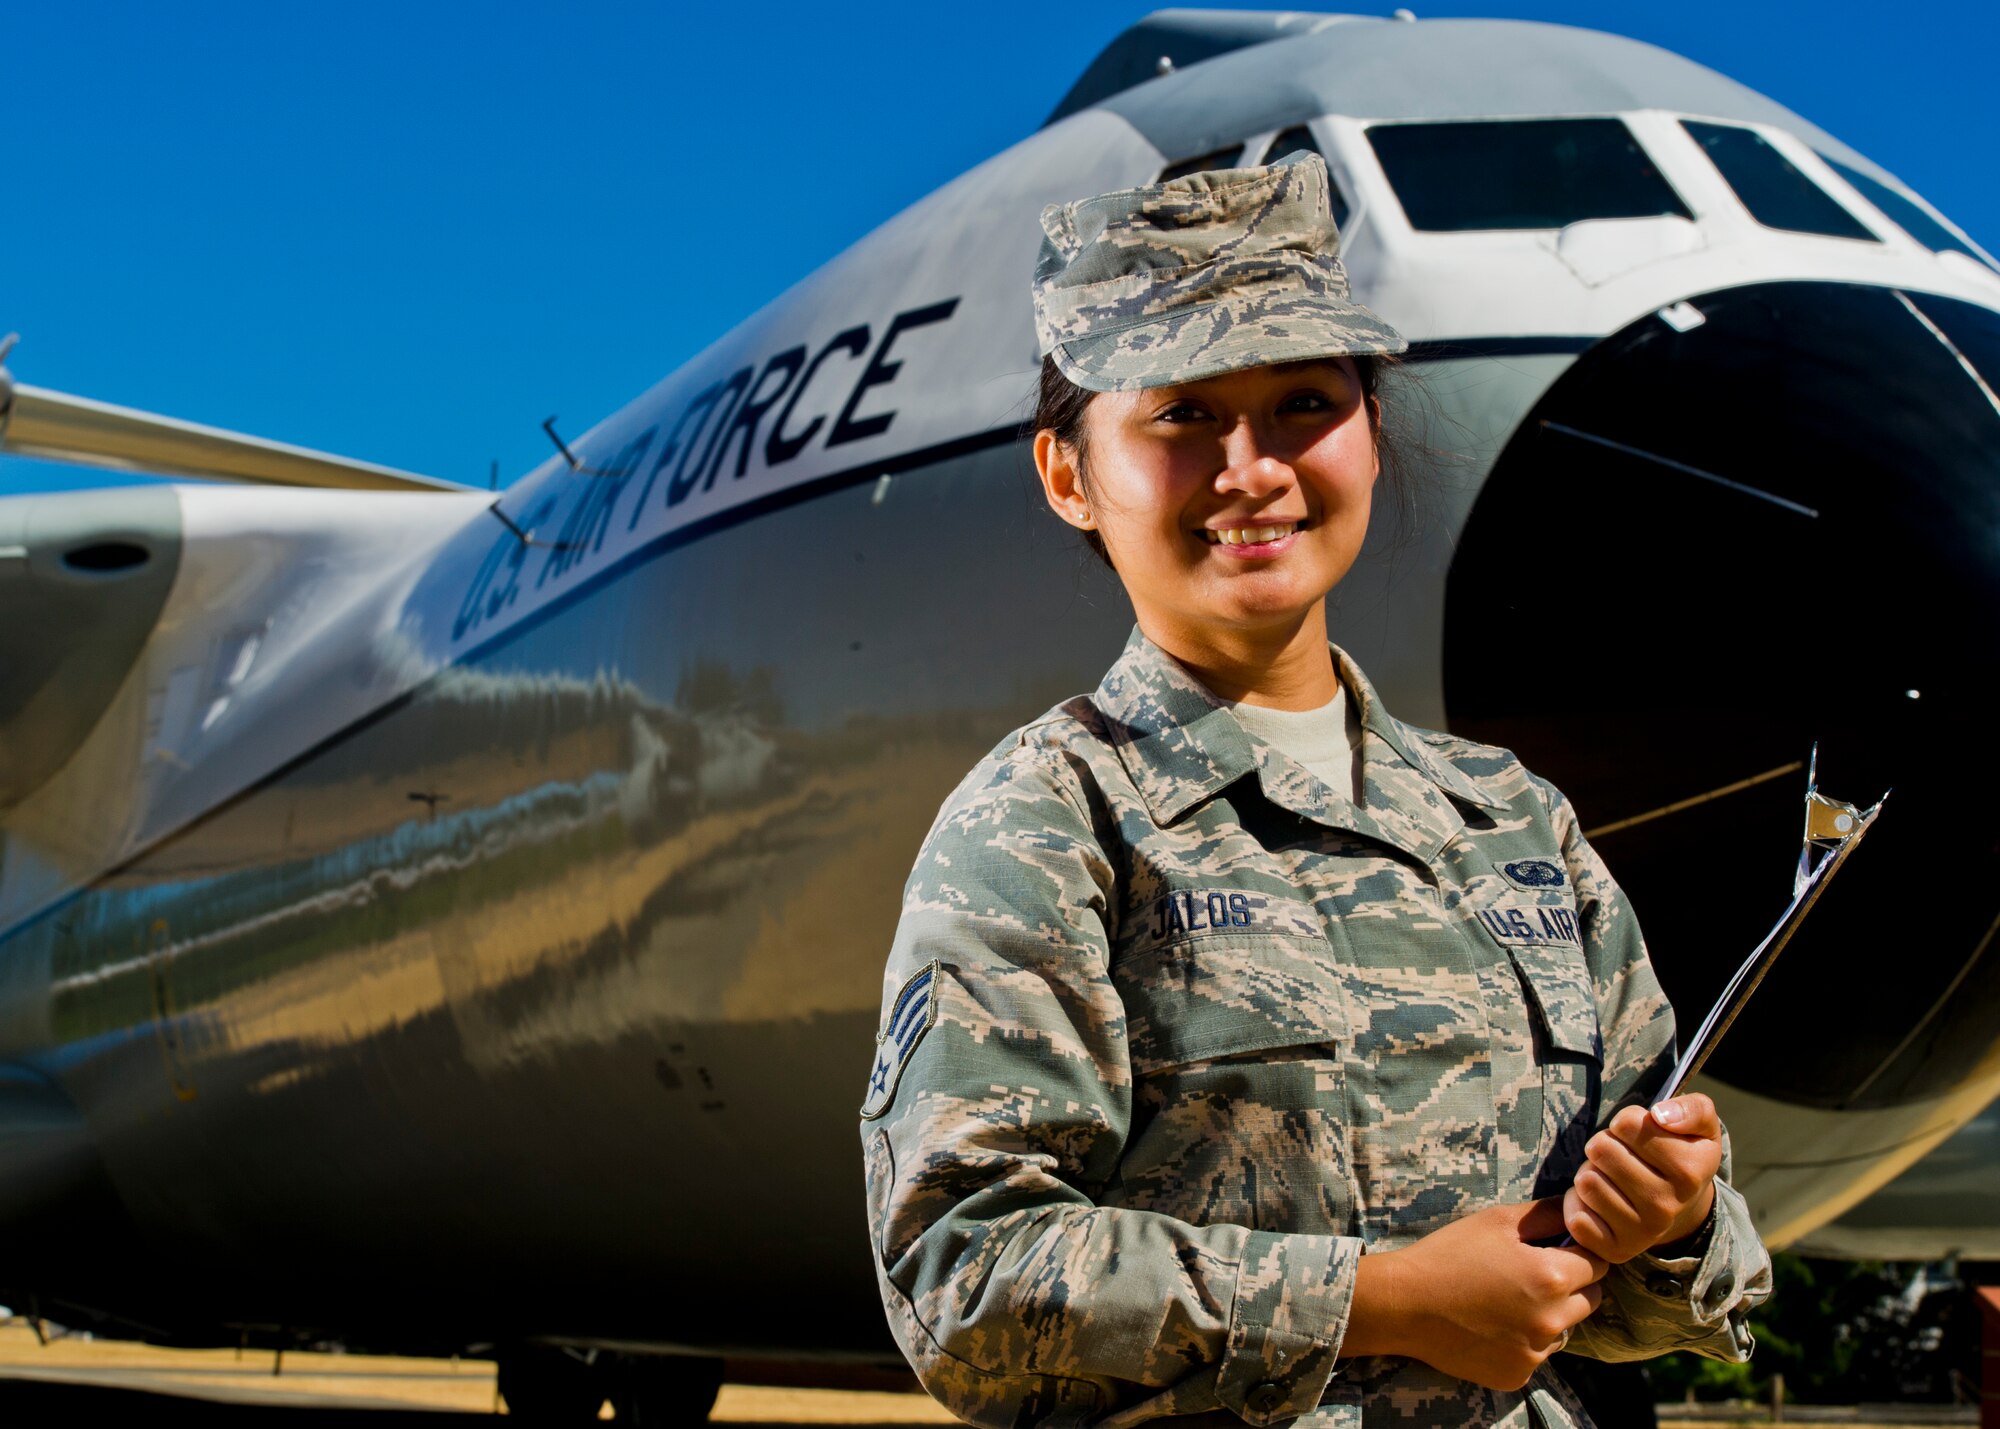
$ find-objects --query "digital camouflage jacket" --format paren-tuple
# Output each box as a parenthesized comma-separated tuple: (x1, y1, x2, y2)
(862, 629, 1771, 1429)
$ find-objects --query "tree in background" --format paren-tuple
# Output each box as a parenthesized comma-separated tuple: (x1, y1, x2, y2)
(1644, 1254, 1982, 1406)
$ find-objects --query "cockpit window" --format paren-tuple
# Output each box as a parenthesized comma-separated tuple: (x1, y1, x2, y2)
(1262, 126, 1320, 166)
(1819, 155, 1999, 272)
(1682, 121, 1877, 241)
(1157, 145, 1245, 182)
(1260, 126, 1350, 234)
(1365, 118, 1691, 232)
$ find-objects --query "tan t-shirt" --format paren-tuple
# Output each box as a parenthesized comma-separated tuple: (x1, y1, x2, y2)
(1226, 678, 1364, 806)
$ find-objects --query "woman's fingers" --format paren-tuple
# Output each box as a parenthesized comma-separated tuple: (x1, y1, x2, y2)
(1576, 1128, 1688, 1258)
(1388, 1203, 1620, 1390)
(1532, 1193, 1618, 1274)
(1624, 1099, 1723, 1187)
(1601, 1103, 1721, 1199)
(1574, 1164, 1656, 1259)
(1650, 1094, 1720, 1137)
(1538, 1217, 1608, 1287)
(1518, 1195, 1570, 1242)
(1586, 1127, 1673, 1205)
(1575, 1096, 1725, 1259)
(1534, 1280, 1604, 1357)
(1552, 1283, 1605, 1352)
(1560, 1184, 1616, 1260)
(1576, 1161, 1645, 1229)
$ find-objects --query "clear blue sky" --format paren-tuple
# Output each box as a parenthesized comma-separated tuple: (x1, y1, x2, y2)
(5, 1, 1993, 496)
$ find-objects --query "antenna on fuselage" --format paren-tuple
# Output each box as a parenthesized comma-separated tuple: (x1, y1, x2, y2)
(540, 416, 618, 476)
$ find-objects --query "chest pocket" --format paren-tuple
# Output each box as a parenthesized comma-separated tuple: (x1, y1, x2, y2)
(1114, 892, 1348, 1075)
(1512, 945, 1601, 1060)
(1511, 943, 1603, 1194)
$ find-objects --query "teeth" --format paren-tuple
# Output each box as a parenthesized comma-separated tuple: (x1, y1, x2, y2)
(1203, 523, 1299, 545)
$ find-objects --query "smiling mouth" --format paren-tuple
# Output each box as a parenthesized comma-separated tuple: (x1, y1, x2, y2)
(1200, 521, 1306, 546)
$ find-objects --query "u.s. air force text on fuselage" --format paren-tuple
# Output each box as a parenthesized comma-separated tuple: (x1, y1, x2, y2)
(454, 297, 961, 645)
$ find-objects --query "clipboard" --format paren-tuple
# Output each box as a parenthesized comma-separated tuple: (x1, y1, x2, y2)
(1546, 750, 1889, 1251)
(1654, 746, 1889, 1103)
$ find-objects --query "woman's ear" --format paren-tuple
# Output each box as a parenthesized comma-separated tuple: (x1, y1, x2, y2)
(1366, 393, 1383, 487)
(1034, 429, 1095, 530)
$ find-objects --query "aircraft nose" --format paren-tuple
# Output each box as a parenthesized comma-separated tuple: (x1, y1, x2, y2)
(1441, 280, 2000, 1113)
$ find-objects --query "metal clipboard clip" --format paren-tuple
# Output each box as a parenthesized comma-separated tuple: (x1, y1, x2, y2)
(1655, 745, 1890, 1102)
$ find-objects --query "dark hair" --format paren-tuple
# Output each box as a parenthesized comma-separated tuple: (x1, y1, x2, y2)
(1032, 354, 1406, 569)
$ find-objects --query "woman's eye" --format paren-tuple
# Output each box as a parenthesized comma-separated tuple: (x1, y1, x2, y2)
(1280, 390, 1336, 413)
(1154, 402, 1208, 424)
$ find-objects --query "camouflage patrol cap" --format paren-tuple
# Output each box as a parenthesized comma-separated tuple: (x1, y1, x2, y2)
(1032, 152, 1406, 392)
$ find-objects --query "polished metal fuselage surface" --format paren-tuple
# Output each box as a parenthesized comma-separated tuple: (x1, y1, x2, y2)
(5, 442, 1145, 1352)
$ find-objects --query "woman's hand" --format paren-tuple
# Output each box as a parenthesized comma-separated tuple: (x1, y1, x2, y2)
(1562, 1094, 1722, 1264)
(1347, 1199, 1607, 1391)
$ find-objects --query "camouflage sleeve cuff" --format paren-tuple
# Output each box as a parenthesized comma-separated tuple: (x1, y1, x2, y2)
(1572, 1178, 1770, 1364)
(1215, 1231, 1361, 1424)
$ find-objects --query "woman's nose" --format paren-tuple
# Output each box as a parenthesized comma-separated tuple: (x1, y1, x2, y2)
(1216, 448, 1295, 496)
(1216, 421, 1294, 493)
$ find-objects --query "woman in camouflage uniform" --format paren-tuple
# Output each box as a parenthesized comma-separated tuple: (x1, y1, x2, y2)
(860, 154, 1771, 1429)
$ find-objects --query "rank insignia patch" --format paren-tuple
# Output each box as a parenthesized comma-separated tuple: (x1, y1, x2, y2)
(1495, 857, 1566, 891)
(861, 960, 940, 1120)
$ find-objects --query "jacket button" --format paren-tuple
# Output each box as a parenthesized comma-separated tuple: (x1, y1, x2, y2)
(1703, 1269, 1737, 1313)
(1646, 1273, 1684, 1298)
(1245, 1382, 1288, 1417)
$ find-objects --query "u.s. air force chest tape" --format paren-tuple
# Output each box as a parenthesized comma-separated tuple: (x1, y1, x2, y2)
(1475, 857, 1583, 950)
(862, 959, 940, 1120)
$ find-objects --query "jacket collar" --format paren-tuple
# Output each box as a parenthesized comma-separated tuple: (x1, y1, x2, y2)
(1091, 626, 1508, 865)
